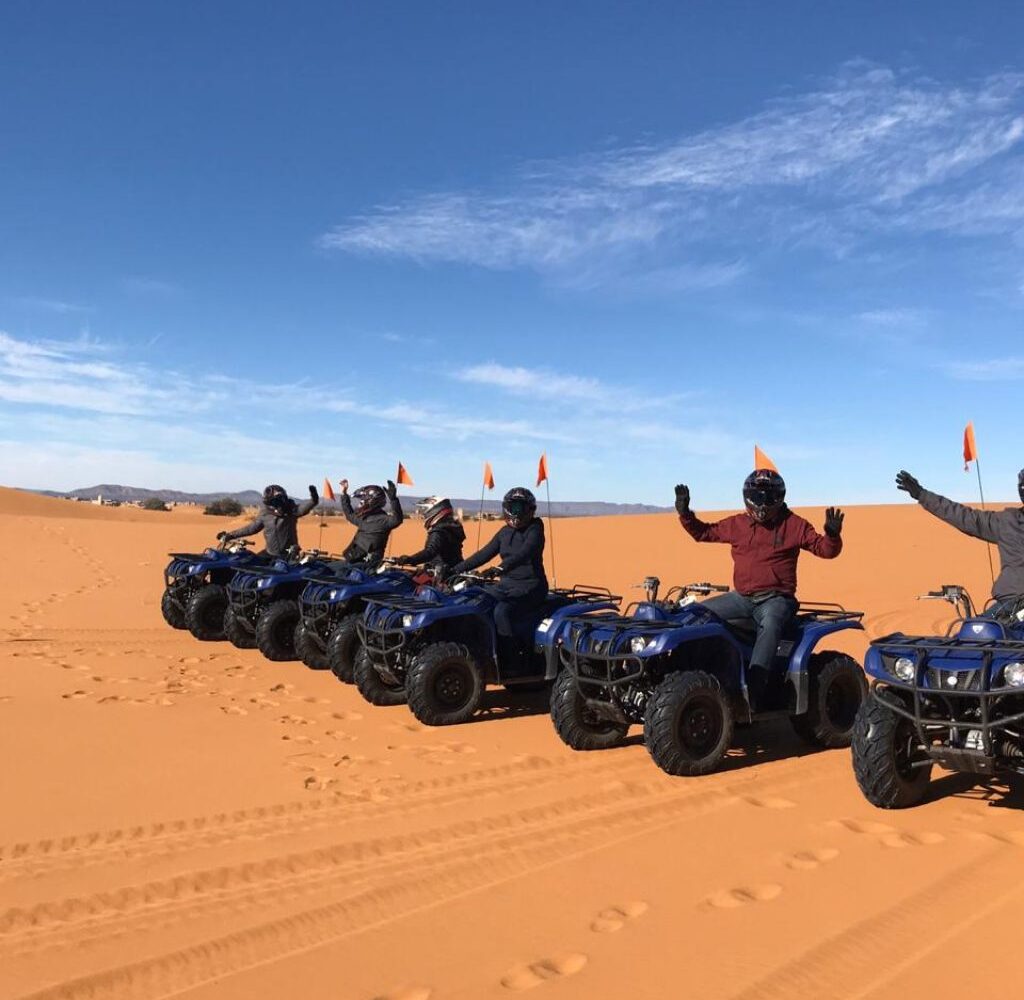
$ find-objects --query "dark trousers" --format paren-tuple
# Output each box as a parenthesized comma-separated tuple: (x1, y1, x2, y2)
(701, 591, 799, 670)
(486, 583, 547, 640)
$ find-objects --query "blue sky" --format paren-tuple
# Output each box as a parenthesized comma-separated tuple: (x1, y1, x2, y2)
(2, 1, 1024, 506)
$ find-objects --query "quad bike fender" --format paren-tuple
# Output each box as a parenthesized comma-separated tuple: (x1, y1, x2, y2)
(539, 600, 620, 680)
(653, 621, 747, 659)
(786, 619, 865, 714)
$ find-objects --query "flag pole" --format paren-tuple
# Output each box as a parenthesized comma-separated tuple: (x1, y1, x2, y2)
(545, 479, 557, 590)
(974, 457, 996, 586)
(477, 481, 485, 549)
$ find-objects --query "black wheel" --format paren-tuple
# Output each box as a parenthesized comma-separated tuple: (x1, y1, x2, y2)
(295, 620, 330, 670)
(161, 587, 188, 630)
(406, 642, 484, 726)
(326, 613, 362, 684)
(852, 694, 933, 808)
(354, 648, 407, 706)
(255, 600, 300, 661)
(790, 652, 867, 749)
(644, 670, 733, 776)
(224, 604, 257, 649)
(550, 669, 628, 751)
(185, 584, 228, 641)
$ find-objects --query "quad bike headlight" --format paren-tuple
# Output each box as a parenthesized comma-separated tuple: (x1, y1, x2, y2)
(187, 563, 201, 575)
(328, 589, 338, 600)
(256, 577, 274, 589)
(536, 618, 553, 634)
(629, 636, 654, 655)
(402, 614, 415, 628)
(1004, 662, 1024, 687)
(893, 656, 915, 682)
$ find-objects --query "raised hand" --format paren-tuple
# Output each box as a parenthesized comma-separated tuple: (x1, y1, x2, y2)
(674, 483, 691, 515)
(338, 478, 349, 495)
(824, 507, 844, 538)
(308, 484, 319, 505)
(895, 470, 922, 500)
(385, 479, 398, 498)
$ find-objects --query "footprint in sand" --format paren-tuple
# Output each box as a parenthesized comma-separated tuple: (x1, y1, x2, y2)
(501, 953, 588, 991)
(831, 818, 944, 848)
(590, 901, 649, 932)
(703, 884, 782, 910)
(61, 690, 89, 700)
(879, 831, 945, 849)
(740, 794, 796, 810)
(785, 847, 840, 871)
(371, 987, 432, 1000)
(220, 705, 248, 716)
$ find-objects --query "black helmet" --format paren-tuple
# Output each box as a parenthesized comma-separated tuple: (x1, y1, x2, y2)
(263, 484, 291, 515)
(1018, 469, 1024, 504)
(422, 496, 454, 529)
(502, 487, 537, 529)
(743, 469, 786, 524)
(352, 483, 386, 516)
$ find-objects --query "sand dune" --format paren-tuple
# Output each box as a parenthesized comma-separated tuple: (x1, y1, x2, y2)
(1, 488, 1021, 1000)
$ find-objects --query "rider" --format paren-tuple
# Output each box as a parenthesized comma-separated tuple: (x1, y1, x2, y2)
(675, 470, 844, 703)
(338, 479, 405, 564)
(896, 469, 1024, 612)
(392, 496, 466, 574)
(217, 484, 319, 557)
(449, 487, 547, 662)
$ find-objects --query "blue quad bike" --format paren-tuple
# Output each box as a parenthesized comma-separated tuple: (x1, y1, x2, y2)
(162, 538, 269, 640)
(853, 584, 1024, 809)
(552, 577, 867, 776)
(357, 571, 621, 720)
(295, 559, 436, 678)
(225, 548, 345, 661)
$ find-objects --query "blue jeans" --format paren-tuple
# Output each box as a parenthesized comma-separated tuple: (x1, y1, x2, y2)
(701, 591, 799, 670)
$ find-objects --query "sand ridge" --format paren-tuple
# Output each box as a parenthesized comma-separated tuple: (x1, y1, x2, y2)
(1, 488, 1022, 999)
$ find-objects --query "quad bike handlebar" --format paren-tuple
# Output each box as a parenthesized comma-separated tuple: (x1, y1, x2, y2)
(918, 584, 976, 621)
(633, 576, 729, 604)
(216, 538, 255, 552)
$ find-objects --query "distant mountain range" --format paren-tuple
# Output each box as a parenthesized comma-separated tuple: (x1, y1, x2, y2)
(35, 484, 672, 518)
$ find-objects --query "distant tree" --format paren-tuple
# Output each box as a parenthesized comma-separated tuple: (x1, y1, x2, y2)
(204, 497, 244, 517)
(141, 497, 169, 512)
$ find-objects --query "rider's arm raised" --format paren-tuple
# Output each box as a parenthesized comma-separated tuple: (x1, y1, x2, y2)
(919, 489, 1001, 543)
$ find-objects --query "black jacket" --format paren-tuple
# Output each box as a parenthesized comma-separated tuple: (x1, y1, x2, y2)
(919, 490, 1024, 599)
(222, 498, 316, 556)
(339, 493, 404, 564)
(454, 517, 547, 596)
(401, 520, 466, 570)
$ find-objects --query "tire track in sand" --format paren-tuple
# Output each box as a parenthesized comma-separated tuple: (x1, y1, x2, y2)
(3, 763, 837, 997)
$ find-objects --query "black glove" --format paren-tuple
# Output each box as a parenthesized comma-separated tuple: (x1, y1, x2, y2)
(385, 479, 398, 499)
(895, 470, 923, 500)
(216, 531, 228, 541)
(393, 555, 411, 566)
(674, 484, 691, 515)
(824, 507, 844, 538)
(308, 484, 319, 505)
(483, 566, 502, 580)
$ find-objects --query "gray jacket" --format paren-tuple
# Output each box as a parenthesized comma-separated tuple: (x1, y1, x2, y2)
(919, 489, 1024, 599)
(223, 498, 317, 556)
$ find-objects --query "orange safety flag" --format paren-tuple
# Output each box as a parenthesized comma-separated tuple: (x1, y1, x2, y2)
(396, 462, 414, 487)
(536, 453, 549, 487)
(483, 461, 495, 490)
(753, 445, 778, 473)
(322, 478, 336, 502)
(963, 422, 978, 471)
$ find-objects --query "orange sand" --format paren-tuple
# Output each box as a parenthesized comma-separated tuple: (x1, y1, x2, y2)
(1, 486, 1021, 1000)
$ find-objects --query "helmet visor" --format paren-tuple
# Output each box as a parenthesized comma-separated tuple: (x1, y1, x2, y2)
(504, 498, 529, 519)
(744, 487, 781, 508)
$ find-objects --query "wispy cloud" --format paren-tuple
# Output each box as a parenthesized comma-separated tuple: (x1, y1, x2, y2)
(320, 64, 1024, 287)
(453, 361, 674, 413)
(856, 308, 927, 327)
(10, 297, 92, 315)
(943, 356, 1024, 380)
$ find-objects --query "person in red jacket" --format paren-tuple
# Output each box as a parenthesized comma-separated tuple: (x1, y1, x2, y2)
(674, 469, 844, 702)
